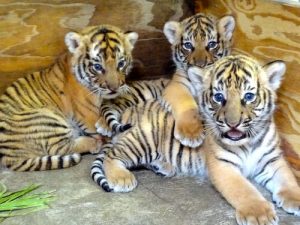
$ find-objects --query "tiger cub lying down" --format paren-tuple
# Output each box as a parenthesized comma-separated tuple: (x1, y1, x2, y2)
(0, 25, 140, 171)
(91, 55, 300, 224)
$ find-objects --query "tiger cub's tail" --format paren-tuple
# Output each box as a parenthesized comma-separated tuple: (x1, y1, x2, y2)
(2, 154, 81, 171)
(90, 143, 113, 192)
(111, 122, 132, 133)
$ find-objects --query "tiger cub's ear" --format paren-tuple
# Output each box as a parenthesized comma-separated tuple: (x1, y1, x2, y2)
(263, 60, 286, 91)
(65, 32, 83, 54)
(163, 21, 182, 45)
(217, 15, 235, 41)
(124, 31, 139, 50)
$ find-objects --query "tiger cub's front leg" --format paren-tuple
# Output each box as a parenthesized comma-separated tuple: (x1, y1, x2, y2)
(163, 78, 204, 148)
(206, 146, 278, 225)
(73, 136, 103, 154)
(95, 117, 113, 137)
(255, 155, 300, 216)
(102, 142, 173, 192)
(103, 157, 138, 193)
(147, 159, 176, 177)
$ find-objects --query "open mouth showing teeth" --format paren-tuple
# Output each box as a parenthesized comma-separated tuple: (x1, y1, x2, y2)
(223, 129, 246, 141)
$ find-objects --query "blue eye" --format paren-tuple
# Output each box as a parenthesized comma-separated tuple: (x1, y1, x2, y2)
(207, 41, 218, 49)
(93, 64, 103, 71)
(244, 93, 255, 102)
(118, 60, 126, 68)
(214, 93, 225, 103)
(183, 42, 193, 50)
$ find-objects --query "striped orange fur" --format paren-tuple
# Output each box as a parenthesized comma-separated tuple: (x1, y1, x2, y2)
(0, 25, 138, 171)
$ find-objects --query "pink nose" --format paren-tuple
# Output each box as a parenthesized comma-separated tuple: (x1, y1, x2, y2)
(225, 119, 241, 128)
(105, 81, 119, 92)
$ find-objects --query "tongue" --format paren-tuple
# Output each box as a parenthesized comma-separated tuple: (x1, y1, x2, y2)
(227, 130, 244, 138)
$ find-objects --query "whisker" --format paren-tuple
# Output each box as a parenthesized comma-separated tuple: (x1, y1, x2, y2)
(86, 88, 99, 97)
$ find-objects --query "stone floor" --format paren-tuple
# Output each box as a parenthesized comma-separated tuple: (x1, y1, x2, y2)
(1, 155, 299, 225)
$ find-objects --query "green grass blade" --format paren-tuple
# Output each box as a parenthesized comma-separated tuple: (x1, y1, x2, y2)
(0, 183, 55, 221)
(0, 194, 54, 211)
(0, 184, 6, 198)
(0, 184, 40, 204)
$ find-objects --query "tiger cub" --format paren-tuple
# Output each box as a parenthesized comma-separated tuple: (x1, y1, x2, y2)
(162, 13, 235, 147)
(96, 13, 235, 144)
(0, 25, 138, 171)
(92, 55, 300, 224)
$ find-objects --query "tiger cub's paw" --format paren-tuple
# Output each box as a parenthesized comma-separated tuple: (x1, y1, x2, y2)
(89, 136, 104, 154)
(236, 200, 278, 225)
(174, 109, 204, 148)
(273, 188, 300, 216)
(148, 160, 176, 177)
(95, 117, 113, 137)
(106, 167, 137, 193)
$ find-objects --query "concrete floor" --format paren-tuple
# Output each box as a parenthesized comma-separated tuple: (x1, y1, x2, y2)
(1, 155, 299, 225)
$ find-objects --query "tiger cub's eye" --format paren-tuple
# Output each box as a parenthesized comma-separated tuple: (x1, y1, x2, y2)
(93, 64, 103, 71)
(207, 41, 218, 49)
(213, 93, 225, 104)
(183, 42, 193, 50)
(118, 60, 126, 68)
(244, 93, 255, 102)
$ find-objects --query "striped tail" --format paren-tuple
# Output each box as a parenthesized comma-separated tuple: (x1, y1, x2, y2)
(98, 114, 132, 137)
(3, 154, 81, 171)
(90, 143, 113, 192)
(111, 123, 132, 133)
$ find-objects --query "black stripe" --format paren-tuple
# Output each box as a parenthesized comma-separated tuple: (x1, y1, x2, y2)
(131, 86, 146, 101)
(168, 121, 175, 163)
(123, 138, 142, 164)
(137, 117, 151, 164)
(27, 160, 38, 171)
(144, 83, 156, 98)
(0, 145, 22, 150)
(46, 156, 51, 170)
(256, 146, 276, 165)
(11, 82, 35, 107)
(177, 144, 184, 171)
(252, 124, 271, 150)
(122, 139, 140, 165)
(2, 90, 23, 111)
(118, 146, 135, 167)
(2, 119, 68, 130)
(41, 131, 71, 140)
(108, 37, 121, 45)
(225, 148, 243, 160)
(70, 155, 77, 166)
(35, 73, 60, 108)
(255, 154, 282, 178)
(262, 167, 280, 187)
(58, 156, 63, 168)
(91, 29, 110, 41)
(23, 75, 44, 105)
(34, 158, 42, 171)
(13, 159, 28, 171)
(188, 148, 193, 171)
(216, 157, 240, 169)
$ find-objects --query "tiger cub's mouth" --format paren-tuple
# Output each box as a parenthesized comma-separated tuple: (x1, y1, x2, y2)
(223, 129, 246, 141)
